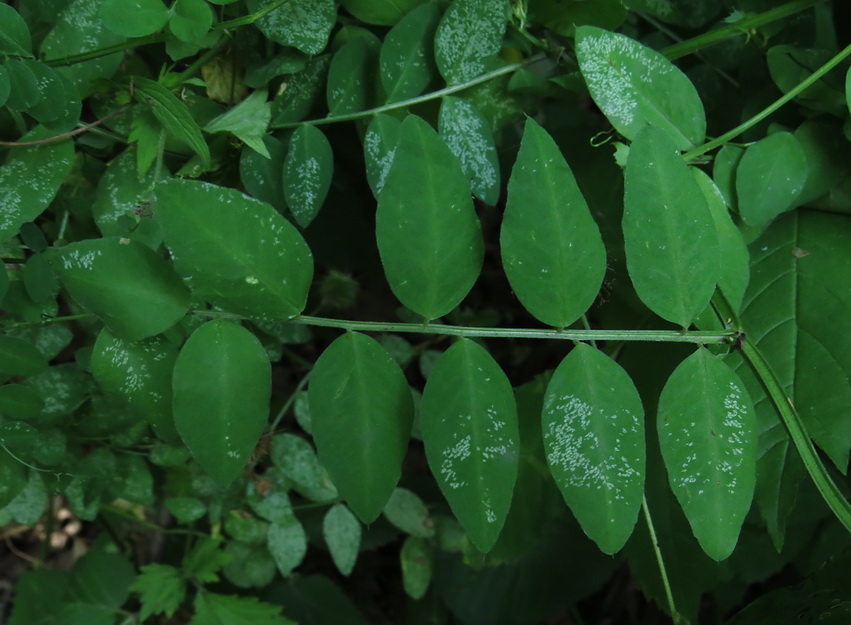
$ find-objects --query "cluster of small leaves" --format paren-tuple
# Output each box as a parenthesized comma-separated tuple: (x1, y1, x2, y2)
(2, 0, 851, 624)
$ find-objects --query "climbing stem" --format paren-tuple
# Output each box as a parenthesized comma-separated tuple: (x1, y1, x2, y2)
(641, 495, 680, 624)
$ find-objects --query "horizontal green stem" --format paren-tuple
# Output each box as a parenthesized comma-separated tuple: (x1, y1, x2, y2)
(272, 53, 546, 129)
(685, 38, 851, 160)
(1, 313, 94, 330)
(661, 0, 824, 60)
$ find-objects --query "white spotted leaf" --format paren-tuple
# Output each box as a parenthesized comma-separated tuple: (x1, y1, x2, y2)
(154, 179, 313, 320)
(500, 118, 607, 328)
(542, 343, 645, 555)
(380, 2, 440, 102)
(49, 238, 190, 341)
(267, 518, 308, 577)
(323, 503, 361, 576)
(623, 124, 719, 326)
(364, 114, 401, 198)
(421, 338, 519, 553)
(327, 34, 381, 116)
(438, 96, 500, 205)
(576, 25, 705, 151)
(283, 125, 333, 228)
(309, 332, 413, 523)
(434, 0, 509, 85)
(246, 0, 335, 55)
(658, 347, 757, 561)
(172, 320, 271, 487)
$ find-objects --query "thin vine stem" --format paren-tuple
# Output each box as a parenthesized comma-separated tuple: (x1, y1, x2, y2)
(0, 106, 130, 148)
(685, 38, 851, 160)
(641, 495, 680, 624)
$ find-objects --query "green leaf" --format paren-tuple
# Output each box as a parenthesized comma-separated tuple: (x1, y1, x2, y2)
(246, 0, 335, 55)
(623, 124, 719, 326)
(0, 65, 10, 108)
(0, 385, 44, 421)
(434, 0, 509, 85)
(376, 115, 484, 320)
(847, 66, 851, 115)
(49, 238, 190, 341)
(500, 118, 607, 328)
(130, 564, 186, 620)
(0, 126, 74, 243)
(283, 125, 333, 227)
(155, 178, 313, 319)
(2, 60, 40, 111)
(380, 2, 440, 102)
(267, 518, 308, 576)
(24, 61, 78, 128)
(91, 328, 179, 441)
(0, 5, 32, 56)
(323, 503, 361, 576)
(327, 36, 381, 116)
(172, 320, 271, 486)
(100, 0, 168, 37)
(0, 452, 26, 509)
(421, 338, 519, 553)
(363, 114, 401, 198)
(166, 497, 207, 522)
(382, 487, 435, 538)
(658, 347, 757, 561)
(0, 335, 48, 377)
(23, 364, 93, 424)
(400, 536, 432, 600)
(23, 253, 59, 304)
(240, 136, 287, 211)
(692, 169, 749, 313)
(204, 91, 272, 158)
(341, 0, 427, 25)
(309, 332, 413, 522)
(270, 55, 331, 126)
(438, 96, 500, 204)
(576, 25, 706, 150)
(794, 119, 851, 207)
(183, 539, 231, 584)
(542, 343, 645, 554)
(170, 0, 213, 43)
(4, 471, 48, 526)
(192, 592, 295, 625)
(735, 132, 808, 227)
(529, 0, 627, 34)
(133, 77, 211, 169)
(270, 433, 337, 502)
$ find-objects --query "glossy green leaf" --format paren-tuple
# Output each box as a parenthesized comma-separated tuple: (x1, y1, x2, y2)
(204, 90, 272, 158)
(382, 488, 435, 538)
(22, 62, 74, 127)
(421, 338, 519, 553)
(270, 55, 330, 126)
(100, 0, 168, 37)
(91, 328, 178, 441)
(247, 0, 335, 55)
(240, 136, 287, 211)
(323, 503, 361, 576)
(155, 178, 313, 319)
(713, 144, 744, 212)
(363, 114, 401, 200)
(267, 518, 308, 576)
(0, 451, 27, 510)
(736, 132, 808, 227)
(0, 336, 48, 377)
(327, 35, 381, 115)
(794, 120, 851, 207)
(438, 96, 500, 204)
(2, 59, 40, 111)
(133, 77, 211, 169)
(23, 253, 59, 304)
(376, 115, 484, 320)
(283, 125, 333, 228)
(380, 2, 440, 102)
(435, 0, 509, 85)
(0, 385, 43, 421)
(309, 332, 413, 522)
(172, 320, 271, 486)
(576, 25, 706, 151)
(0, 5, 32, 56)
(692, 169, 749, 313)
(768, 45, 844, 113)
(529, 0, 627, 34)
(50, 238, 190, 341)
(542, 343, 645, 554)
(170, 0, 213, 43)
(623, 124, 719, 326)
(0, 126, 74, 243)
(658, 347, 757, 561)
(400, 536, 432, 600)
(341, 0, 427, 25)
(500, 118, 606, 328)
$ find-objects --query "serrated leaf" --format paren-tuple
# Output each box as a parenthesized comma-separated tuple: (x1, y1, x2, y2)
(267, 518, 307, 577)
(246, 0, 335, 55)
(401, 536, 432, 599)
(376, 115, 484, 320)
(500, 117, 607, 328)
(192, 592, 295, 625)
(170, 0, 213, 43)
(735, 132, 808, 227)
(100, 0, 168, 37)
(204, 91, 272, 158)
(363, 114, 401, 198)
(434, 0, 509, 85)
(172, 320, 271, 486)
(183, 539, 232, 584)
(283, 125, 333, 227)
(623, 124, 719, 326)
(421, 338, 519, 553)
(382, 488, 435, 538)
(130, 564, 186, 620)
(438, 96, 500, 204)
(309, 332, 413, 522)
(91, 328, 178, 441)
(155, 178, 313, 319)
(658, 347, 757, 561)
(323, 503, 361, 576)
(576, 25, 706, 150)
(0, 126, 74, 243)
(0, 5, 32, 56)
(380, 2, 440, 102)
